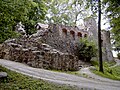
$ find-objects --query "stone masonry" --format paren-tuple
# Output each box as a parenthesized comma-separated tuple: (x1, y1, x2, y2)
(101, 30, 114, 61)
(0, 36, 80, 71)
(0, 18, 114, 71)
(42, 24, 88, 54)
(84, 18, 114, 61)
(0, 22, 88, 71)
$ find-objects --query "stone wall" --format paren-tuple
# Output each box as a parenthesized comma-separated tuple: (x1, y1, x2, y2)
(1, 21, 114, 71)
(84, 18, 98, 44)
(0, 35, 80, 71)
(84, 18, 114, 61)
(102, 31, 114, 61)
(42, 24, 88, 54)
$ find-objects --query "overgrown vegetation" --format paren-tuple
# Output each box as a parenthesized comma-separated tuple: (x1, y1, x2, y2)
(117, 53, 120, 59)
(91, 60, 120, 80)
(46, 0, 90, 25)
(103, 0, 120, 53)
(0, 65, 77, 90)
(77, 38, 97, 62)
(0, 0, 47, 43)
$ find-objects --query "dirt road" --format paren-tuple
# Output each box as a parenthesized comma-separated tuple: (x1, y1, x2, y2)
(0, 59, 120, 90)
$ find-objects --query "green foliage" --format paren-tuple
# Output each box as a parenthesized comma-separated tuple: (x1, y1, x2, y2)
(0, 0, 47, 43)
(0, 65, 76, 90)
(77, 38, 97, 62)
(91, 61, 120, 80)
(24, 0, 48, 35)
(46, 0, 89, 26)
(91, 60, 99, 66)
(0, 30, 18, 43)
(117, 53, 120, 59)
(103, 0, 120, 51)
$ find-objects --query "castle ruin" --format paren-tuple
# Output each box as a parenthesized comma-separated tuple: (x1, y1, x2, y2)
(0, 18, 114, 71)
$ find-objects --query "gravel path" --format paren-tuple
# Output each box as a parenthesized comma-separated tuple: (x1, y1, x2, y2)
(80, 59, 120, 82)
(0, 59, 120, 90)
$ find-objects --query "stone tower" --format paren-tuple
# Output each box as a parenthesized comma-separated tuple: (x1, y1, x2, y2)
(84, 17, 114, 61)
(84, 17, 98, 43)
(102, 31, 114, 61)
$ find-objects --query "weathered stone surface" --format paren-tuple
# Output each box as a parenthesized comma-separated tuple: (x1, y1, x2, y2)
(0, 72, 7, 78)
(15, 22, 26, 35)
(84, 18, 98, 43)
(2, 22, 111, 71)
(84, 18, 114, 61)
(102, 31, 114, 61)
(0, 33, 80, 71)
(42, 24, 88, 54)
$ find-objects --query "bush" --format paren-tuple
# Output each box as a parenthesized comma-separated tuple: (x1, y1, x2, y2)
(0, 30, 19, 43)
(117, 53, 120, 59)
(91, 61, 120, 80)
(0, 0, 47, 43)
(76, 38, 97, 62)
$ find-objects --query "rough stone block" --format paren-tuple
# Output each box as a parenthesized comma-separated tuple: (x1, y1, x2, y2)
(0, 72, 7, 78)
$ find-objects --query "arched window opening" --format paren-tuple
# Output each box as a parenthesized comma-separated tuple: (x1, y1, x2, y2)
(62, 28, 67, 38)
(84, 34, 87, 37)
(62, 28, 67, 35)
(70, 30, 75, 40)
(77, 32, 82, 37)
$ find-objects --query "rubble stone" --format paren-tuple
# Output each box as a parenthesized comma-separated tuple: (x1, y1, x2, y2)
(0, 21, 113, 71)
(0, 72, 7, 78)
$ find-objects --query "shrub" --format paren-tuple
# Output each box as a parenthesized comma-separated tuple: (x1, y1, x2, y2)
(76, 38, 97, 62)
(117, 53, 120, 59)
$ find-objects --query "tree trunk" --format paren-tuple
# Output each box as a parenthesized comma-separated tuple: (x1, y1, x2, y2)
(98, 0, 104, 72)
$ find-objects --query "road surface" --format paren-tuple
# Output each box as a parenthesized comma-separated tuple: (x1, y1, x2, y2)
(0, 59, 120, 90)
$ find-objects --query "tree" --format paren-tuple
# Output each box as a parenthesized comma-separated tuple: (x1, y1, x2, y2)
(77, 38, 97, 62)
(88, 0, 104, 72)
(46, 0, 90, 26)
(24, 0, 48, 35)
(0, 0, 47, 43)
(46, 0, 73, 25)
(103, 0, 120, 52)
(98, 0, 103, 72)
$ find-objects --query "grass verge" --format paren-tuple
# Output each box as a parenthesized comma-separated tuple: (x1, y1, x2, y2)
(50, 69, 92, 79)
(0, 65, 77, 90)
(90, 60, 120, 80)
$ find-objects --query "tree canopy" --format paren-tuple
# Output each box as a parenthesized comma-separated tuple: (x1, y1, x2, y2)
(46, 0, 90, 26)
(1, 0, 119, 51)
(103, 0, 120, 51)
(0, 0, 47, 43)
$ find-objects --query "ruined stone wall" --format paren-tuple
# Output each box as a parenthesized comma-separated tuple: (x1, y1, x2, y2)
(0, 35, 80, 71)
(102, 31, 114, 61)
(0, 22, 95, 71)
(84, 18, 98, 43)
(42, 24, 88, 54)
(84, 18, 114, 61)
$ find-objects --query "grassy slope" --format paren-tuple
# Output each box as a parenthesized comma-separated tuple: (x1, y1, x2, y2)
(91, 60, 120, 80)
(0, 66, 77, 90)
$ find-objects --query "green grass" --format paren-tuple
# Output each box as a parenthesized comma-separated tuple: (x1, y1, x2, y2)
(0, 65, 78, 90)
(90, 60, 120, 80)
